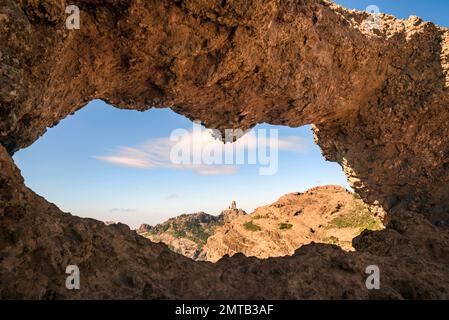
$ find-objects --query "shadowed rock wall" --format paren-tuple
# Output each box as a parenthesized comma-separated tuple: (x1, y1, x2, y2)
(1, 145, 449, 299)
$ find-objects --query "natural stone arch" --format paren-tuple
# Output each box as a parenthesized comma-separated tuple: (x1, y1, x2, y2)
(3, 0, 449, 220)
(1, 0, 449, 299)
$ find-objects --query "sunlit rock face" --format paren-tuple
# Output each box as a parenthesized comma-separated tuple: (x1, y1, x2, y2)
(1, 0, 449, 299)
(201, 186, 384, 262)
(139, 186, 384, 262)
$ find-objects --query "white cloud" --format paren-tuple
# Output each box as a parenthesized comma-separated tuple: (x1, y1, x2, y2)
(93, 126, 307, 175)
(110, 208, 137, 212)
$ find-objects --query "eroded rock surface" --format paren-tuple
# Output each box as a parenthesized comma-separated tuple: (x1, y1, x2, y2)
(1, 145, 449, 299)
(202, 186, 383, 262)
(1, 0, 449, 299)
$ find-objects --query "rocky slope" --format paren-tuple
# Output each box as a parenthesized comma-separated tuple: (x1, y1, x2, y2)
(137, 203, 246, 259)
(204, 186, 383, 261)
(138, 212, 226, 259)
(138, 186, 384, 262)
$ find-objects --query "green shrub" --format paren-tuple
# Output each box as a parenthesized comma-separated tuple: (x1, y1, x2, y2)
(353, 193, 362, 200)
(172, 229, 187, 238)
(279, 223, 293, 230)
(327, 204, 383, 232)
(243, 221, 262, 232)
(326, 236, 340, 245)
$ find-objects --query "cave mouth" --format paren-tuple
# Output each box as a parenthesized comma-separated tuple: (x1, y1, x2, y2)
(12, 99, 384, 261)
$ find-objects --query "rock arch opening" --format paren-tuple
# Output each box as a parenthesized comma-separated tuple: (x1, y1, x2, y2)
(13, 99, 384, 261)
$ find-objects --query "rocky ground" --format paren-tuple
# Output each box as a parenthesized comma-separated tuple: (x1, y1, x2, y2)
(2, 144, 449, 299)
(137, 186, 384, 261)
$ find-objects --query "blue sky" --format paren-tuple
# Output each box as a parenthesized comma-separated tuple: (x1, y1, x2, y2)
(14, 101, 349, 228)
(335, 0, 449, 26)
(13, 1, 449, 229)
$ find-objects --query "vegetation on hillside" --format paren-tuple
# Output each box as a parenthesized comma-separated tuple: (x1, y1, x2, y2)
(279, 223, 293, 230)
(138, 187, 385, 260)
(327, 203, 383, 233)
(243, 220, 262, 231)
(147, 213, 225, 248)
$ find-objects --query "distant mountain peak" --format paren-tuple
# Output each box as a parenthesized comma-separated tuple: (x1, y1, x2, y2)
(137, 186, 383, 261)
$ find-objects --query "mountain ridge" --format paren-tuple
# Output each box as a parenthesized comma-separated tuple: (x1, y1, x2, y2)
(137, 185, 384, 261)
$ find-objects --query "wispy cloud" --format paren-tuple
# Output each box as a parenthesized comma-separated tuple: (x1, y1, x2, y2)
(93, 127, 307, 175)
(110, 208, 137, 213)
